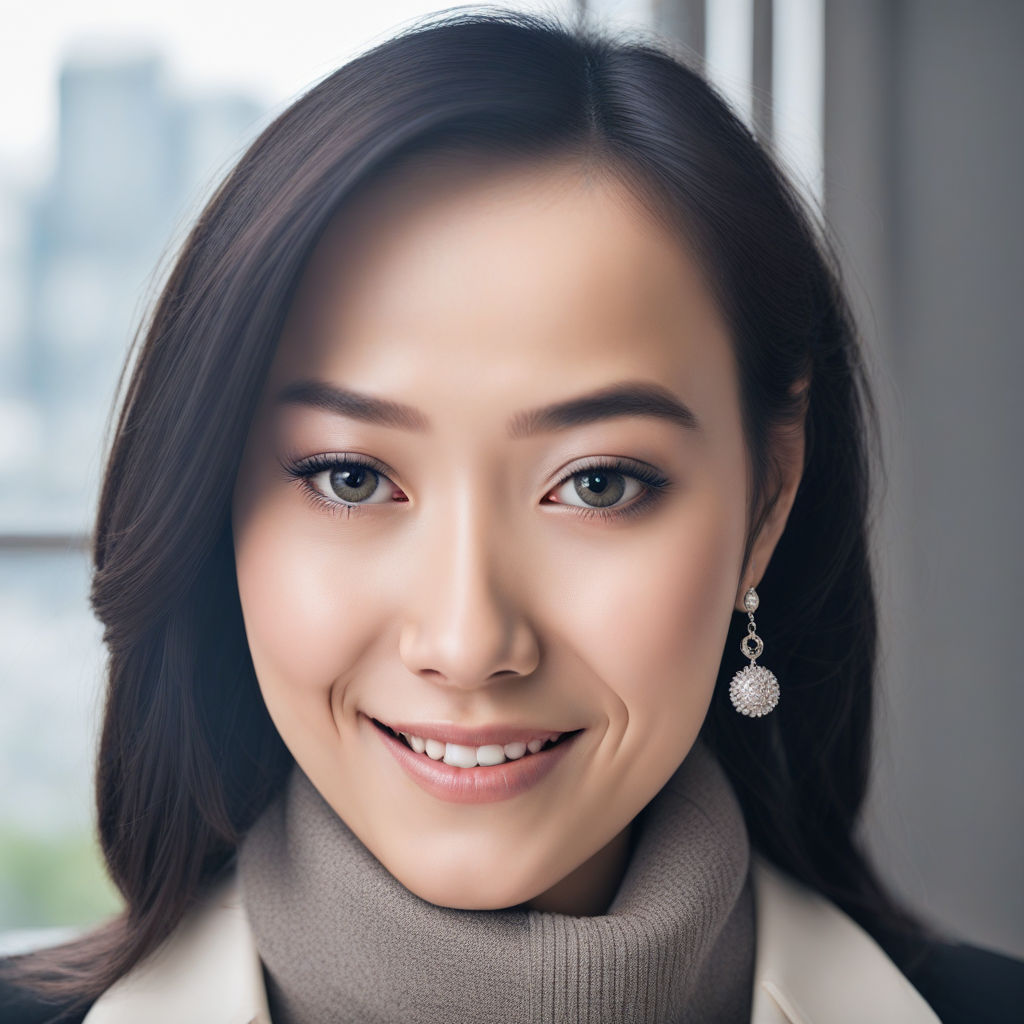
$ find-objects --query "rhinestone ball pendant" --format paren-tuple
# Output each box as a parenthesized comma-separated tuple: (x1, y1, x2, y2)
(729, 664, 780, 717)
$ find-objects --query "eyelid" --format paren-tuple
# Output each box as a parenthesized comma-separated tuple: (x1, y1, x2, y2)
(551, 454, 666, 487)
(281, 450, 395, 479)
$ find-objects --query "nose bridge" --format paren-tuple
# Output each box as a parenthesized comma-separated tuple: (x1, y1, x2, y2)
(399, 472, 539, 688)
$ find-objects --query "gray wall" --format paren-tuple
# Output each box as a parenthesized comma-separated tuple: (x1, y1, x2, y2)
(825, 0, 1024, 956)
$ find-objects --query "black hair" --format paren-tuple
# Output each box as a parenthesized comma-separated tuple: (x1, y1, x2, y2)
(2, 5, 932, 1014)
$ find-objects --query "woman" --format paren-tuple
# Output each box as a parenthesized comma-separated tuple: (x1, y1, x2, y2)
(2, 8, 1021, 1023)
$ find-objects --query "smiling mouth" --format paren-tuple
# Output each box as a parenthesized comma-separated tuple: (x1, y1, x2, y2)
(371, 718, 582, 767)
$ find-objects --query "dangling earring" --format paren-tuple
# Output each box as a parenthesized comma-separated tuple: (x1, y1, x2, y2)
(729, 587, 780, 716)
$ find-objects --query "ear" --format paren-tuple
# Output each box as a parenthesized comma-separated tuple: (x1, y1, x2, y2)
(734, 392, 807, 611)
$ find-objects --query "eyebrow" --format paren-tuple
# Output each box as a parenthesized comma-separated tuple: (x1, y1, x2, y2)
(275, 378, 702, 438)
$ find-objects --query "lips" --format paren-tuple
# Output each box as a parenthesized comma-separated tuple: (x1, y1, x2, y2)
(366, 713, 584, 804)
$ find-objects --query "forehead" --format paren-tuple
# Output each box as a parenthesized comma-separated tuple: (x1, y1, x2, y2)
(268, 155, 737, 431)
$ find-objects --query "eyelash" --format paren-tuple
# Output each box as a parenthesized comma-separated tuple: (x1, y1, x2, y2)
(279, 453, 671, 523)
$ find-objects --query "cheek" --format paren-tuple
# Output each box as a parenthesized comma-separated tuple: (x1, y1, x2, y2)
(232, 486, 380, 708)
(562, 484, 745, 752)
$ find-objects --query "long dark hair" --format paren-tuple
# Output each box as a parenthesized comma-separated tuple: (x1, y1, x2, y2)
(3, 5, 934, 1013)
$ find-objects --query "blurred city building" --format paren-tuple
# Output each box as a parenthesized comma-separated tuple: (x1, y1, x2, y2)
(0, 46, 264, 533)
(0, 43, 264, 936)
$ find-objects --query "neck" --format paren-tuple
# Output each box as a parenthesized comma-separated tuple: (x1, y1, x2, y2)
(524, 821, 634, 915)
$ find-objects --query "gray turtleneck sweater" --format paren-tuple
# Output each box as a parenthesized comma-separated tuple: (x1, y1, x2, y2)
(237, 741, 754, 1024)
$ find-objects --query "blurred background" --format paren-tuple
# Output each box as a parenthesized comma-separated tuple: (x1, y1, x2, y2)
(1, 0, 1021, 958)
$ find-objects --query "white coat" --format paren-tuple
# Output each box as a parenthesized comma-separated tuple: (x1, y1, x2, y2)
(80, 857, 941, 1024)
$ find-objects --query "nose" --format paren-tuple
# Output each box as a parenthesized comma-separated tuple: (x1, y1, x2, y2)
(398, 492, 541, 691)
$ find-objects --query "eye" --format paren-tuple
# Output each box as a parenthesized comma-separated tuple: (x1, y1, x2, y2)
(545, 458, 671, 519)
(281, 452, 670, 522)
(281, 453, 406, 513)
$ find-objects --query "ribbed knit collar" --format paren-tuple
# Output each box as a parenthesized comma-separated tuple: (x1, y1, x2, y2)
(237, 741, 754, 1024)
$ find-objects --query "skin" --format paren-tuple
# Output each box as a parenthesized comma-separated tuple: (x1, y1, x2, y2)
(231, 155, 804, 915)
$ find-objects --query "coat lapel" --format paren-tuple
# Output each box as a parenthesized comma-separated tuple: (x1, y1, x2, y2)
(82, 872, 270, 1024)
(82, 859, 943, 1024)
(749, 856, 942, 1024)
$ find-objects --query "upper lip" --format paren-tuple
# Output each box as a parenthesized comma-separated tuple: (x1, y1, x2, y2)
(368, 714, 579, 747)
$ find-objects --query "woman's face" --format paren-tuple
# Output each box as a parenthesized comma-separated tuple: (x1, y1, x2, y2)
(232, 157, 790, 914)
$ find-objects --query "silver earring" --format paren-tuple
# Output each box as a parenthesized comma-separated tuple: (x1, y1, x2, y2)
(729, 587, 780, 716)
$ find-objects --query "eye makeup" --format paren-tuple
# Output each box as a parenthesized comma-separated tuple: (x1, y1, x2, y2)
(278, 451, 672, 523)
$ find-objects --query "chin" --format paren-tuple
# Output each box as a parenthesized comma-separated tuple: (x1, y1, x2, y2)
(391, 855, 541, 912)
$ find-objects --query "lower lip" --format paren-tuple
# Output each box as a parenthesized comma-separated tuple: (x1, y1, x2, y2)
(369, 717, 582, 804)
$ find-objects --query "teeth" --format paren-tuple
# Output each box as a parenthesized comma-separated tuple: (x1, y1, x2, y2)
(442, 743, 479, 768)
(394, 728, 564, 767)
(474, 744, 508, 767)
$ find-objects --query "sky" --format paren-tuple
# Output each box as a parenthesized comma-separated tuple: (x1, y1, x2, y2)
(1, 0, 576, 181)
